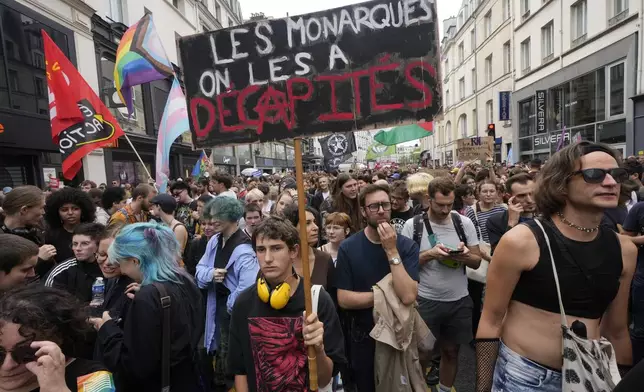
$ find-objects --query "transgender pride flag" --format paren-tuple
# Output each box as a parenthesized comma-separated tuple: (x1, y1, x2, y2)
(155, 77, 190, 193)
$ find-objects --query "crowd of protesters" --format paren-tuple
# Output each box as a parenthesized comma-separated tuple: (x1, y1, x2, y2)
(0, 142, 643, 391)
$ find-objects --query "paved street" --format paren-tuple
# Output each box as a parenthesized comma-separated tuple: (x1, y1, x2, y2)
(428, 345, 476, 392)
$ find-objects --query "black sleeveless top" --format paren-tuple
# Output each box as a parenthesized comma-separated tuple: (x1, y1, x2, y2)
(511, 219, 623, 319)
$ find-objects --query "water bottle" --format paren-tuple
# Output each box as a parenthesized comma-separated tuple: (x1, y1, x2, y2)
(90, 277, 105, 308)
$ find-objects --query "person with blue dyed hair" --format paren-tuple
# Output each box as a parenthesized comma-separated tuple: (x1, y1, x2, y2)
(196, 196, 258, 391)
(89, 222, 204, 392)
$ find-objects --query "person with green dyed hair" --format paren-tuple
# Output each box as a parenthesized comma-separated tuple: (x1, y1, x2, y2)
(195, 196, 259, 390)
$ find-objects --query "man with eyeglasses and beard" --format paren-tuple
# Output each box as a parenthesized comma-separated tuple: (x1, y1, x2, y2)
(335, 184, 419, 392)
(477, 142, 636, 392)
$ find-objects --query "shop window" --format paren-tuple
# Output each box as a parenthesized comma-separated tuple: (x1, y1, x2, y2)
(518, 97, 536, 137)
(214, 146, 234, 156)
(236, 145, 251, 159)
(608, 62, 625, 117)
(597, 119, 626, 144)
(566, 72, 597, 127)
(100, 55, 147, 135)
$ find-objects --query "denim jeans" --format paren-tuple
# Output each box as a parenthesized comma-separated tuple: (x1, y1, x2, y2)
(492, 341, 562, 392)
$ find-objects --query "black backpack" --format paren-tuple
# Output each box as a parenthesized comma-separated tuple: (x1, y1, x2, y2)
(412, 211, 468, 247)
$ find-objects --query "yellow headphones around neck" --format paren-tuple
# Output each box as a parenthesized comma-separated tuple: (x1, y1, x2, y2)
(257, 272, 297, 310)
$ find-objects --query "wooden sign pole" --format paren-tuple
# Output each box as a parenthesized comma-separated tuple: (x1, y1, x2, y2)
(293, 138, 318, 391)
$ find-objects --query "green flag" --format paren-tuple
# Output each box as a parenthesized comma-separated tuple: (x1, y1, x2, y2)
(373, 123, 434, 146)
(365, 142, 396, 160)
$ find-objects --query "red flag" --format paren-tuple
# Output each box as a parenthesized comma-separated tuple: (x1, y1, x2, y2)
(43, 30, 124, 180)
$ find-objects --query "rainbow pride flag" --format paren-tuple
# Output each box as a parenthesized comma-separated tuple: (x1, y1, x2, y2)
(155, 77, 191, 193)
(192, 150, 209, 177)
(114, 13, 173, 115)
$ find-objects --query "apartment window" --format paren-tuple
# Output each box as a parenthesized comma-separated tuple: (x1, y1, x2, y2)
(503, 41, 511, 74)
(446, 89, 451, 107)
(486, 100, 493, 124)
(520, 0, 530, 19)
(8, 70, 18, 91)
(470, 29, 476, 50)
(520, 38, 531, 73)
(459, 77, 465, 100)
(485, 55, 492, 84)
(472, 68, 477, 92)
(215, 3, 222, 20)
(172, 0, 179, 7)
(609, 62, 625, 117)
(541, 21, 554, 61)
(446, 121, 452, 143)
(484, 11, 492, 39)
(34, 77, 46, 98)
(571, 1, 587, 43)
(614, 0, 628, 16)
(107, 0, 123, 23)
(459, 114, 468, 137)
(445, 59, 450, 74)
(472, 109, 477, 134)
(502, 0, 510, 20)
(228, 18, 234, 27)
(458, 42, 464, 63)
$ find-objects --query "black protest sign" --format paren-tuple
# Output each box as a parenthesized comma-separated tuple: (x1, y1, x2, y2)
(325, 153, 353, 172)
(179, 0, 441, 148)
(319, 132, 357, 160)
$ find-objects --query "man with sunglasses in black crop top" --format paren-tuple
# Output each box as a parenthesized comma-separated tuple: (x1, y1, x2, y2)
(475, 141, 637, 392)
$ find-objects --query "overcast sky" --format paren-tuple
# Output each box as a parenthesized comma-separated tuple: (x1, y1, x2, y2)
(240, 0, 461, 39)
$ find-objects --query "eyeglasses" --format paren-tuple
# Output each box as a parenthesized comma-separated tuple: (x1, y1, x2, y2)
(572, 168, 628, 184)
(0, 341, 36, 365)
(365, 202, 392, 213)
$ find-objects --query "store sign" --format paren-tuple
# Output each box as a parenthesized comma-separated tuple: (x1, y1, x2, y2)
(536, 90, 546, 133)
(534, 131, 570, 147)
(179, 0, 440, 148)
(499, 91, 511, 121)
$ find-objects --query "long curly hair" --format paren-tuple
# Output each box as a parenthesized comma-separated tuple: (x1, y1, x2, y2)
(0, 285, 93, 356)
(44, 188, 96, 229)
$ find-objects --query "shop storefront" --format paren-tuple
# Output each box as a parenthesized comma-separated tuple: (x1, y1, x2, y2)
(0, 0, 78, 188)
(513, 35, 635, 162)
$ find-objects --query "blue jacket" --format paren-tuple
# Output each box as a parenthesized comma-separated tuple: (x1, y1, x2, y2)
(195, 233, 258, 352)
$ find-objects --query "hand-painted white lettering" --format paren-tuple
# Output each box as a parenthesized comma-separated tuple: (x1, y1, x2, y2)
(370, 4, 391, 29)
(286, 17, 306, 48)
(209, 35, 233, 65)
(248, 63, 268, 85)
(354, 7, 373, 32)
(269, 56, 290, 82)
(389, 2, 404, 27)
(338, 9, 359, 35)
(295, 52, 313, 75)
(230, 28, 250, 60)
(255, 22, 274, 55)
(306, 17, 322, 42)
(328, 44, 349, 70)
(322, 14, 339, 39)
(404, 0, 420, 26)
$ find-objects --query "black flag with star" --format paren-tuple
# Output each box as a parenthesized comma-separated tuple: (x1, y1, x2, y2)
(324, 153, 353, 172)
(319, 132, 357, 161)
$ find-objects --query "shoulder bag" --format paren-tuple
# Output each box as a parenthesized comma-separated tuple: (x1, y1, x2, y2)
(153, 283, 172, 392)
(533, 219, 621, 391)
(467, 204, 489, 283)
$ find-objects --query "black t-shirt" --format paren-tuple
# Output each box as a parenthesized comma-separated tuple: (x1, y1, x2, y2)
(45, 228, 75, 264)
(30, 358, 113, 392)
(228, 280, 346, 392)
(390, 208, 415, 234)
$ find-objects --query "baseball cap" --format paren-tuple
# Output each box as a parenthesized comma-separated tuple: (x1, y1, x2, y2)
(150, 194, 177, 214)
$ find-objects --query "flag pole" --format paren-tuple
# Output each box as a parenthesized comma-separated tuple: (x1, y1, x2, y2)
(294, 138, 318, 391)
(122, 132, 155, 185)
